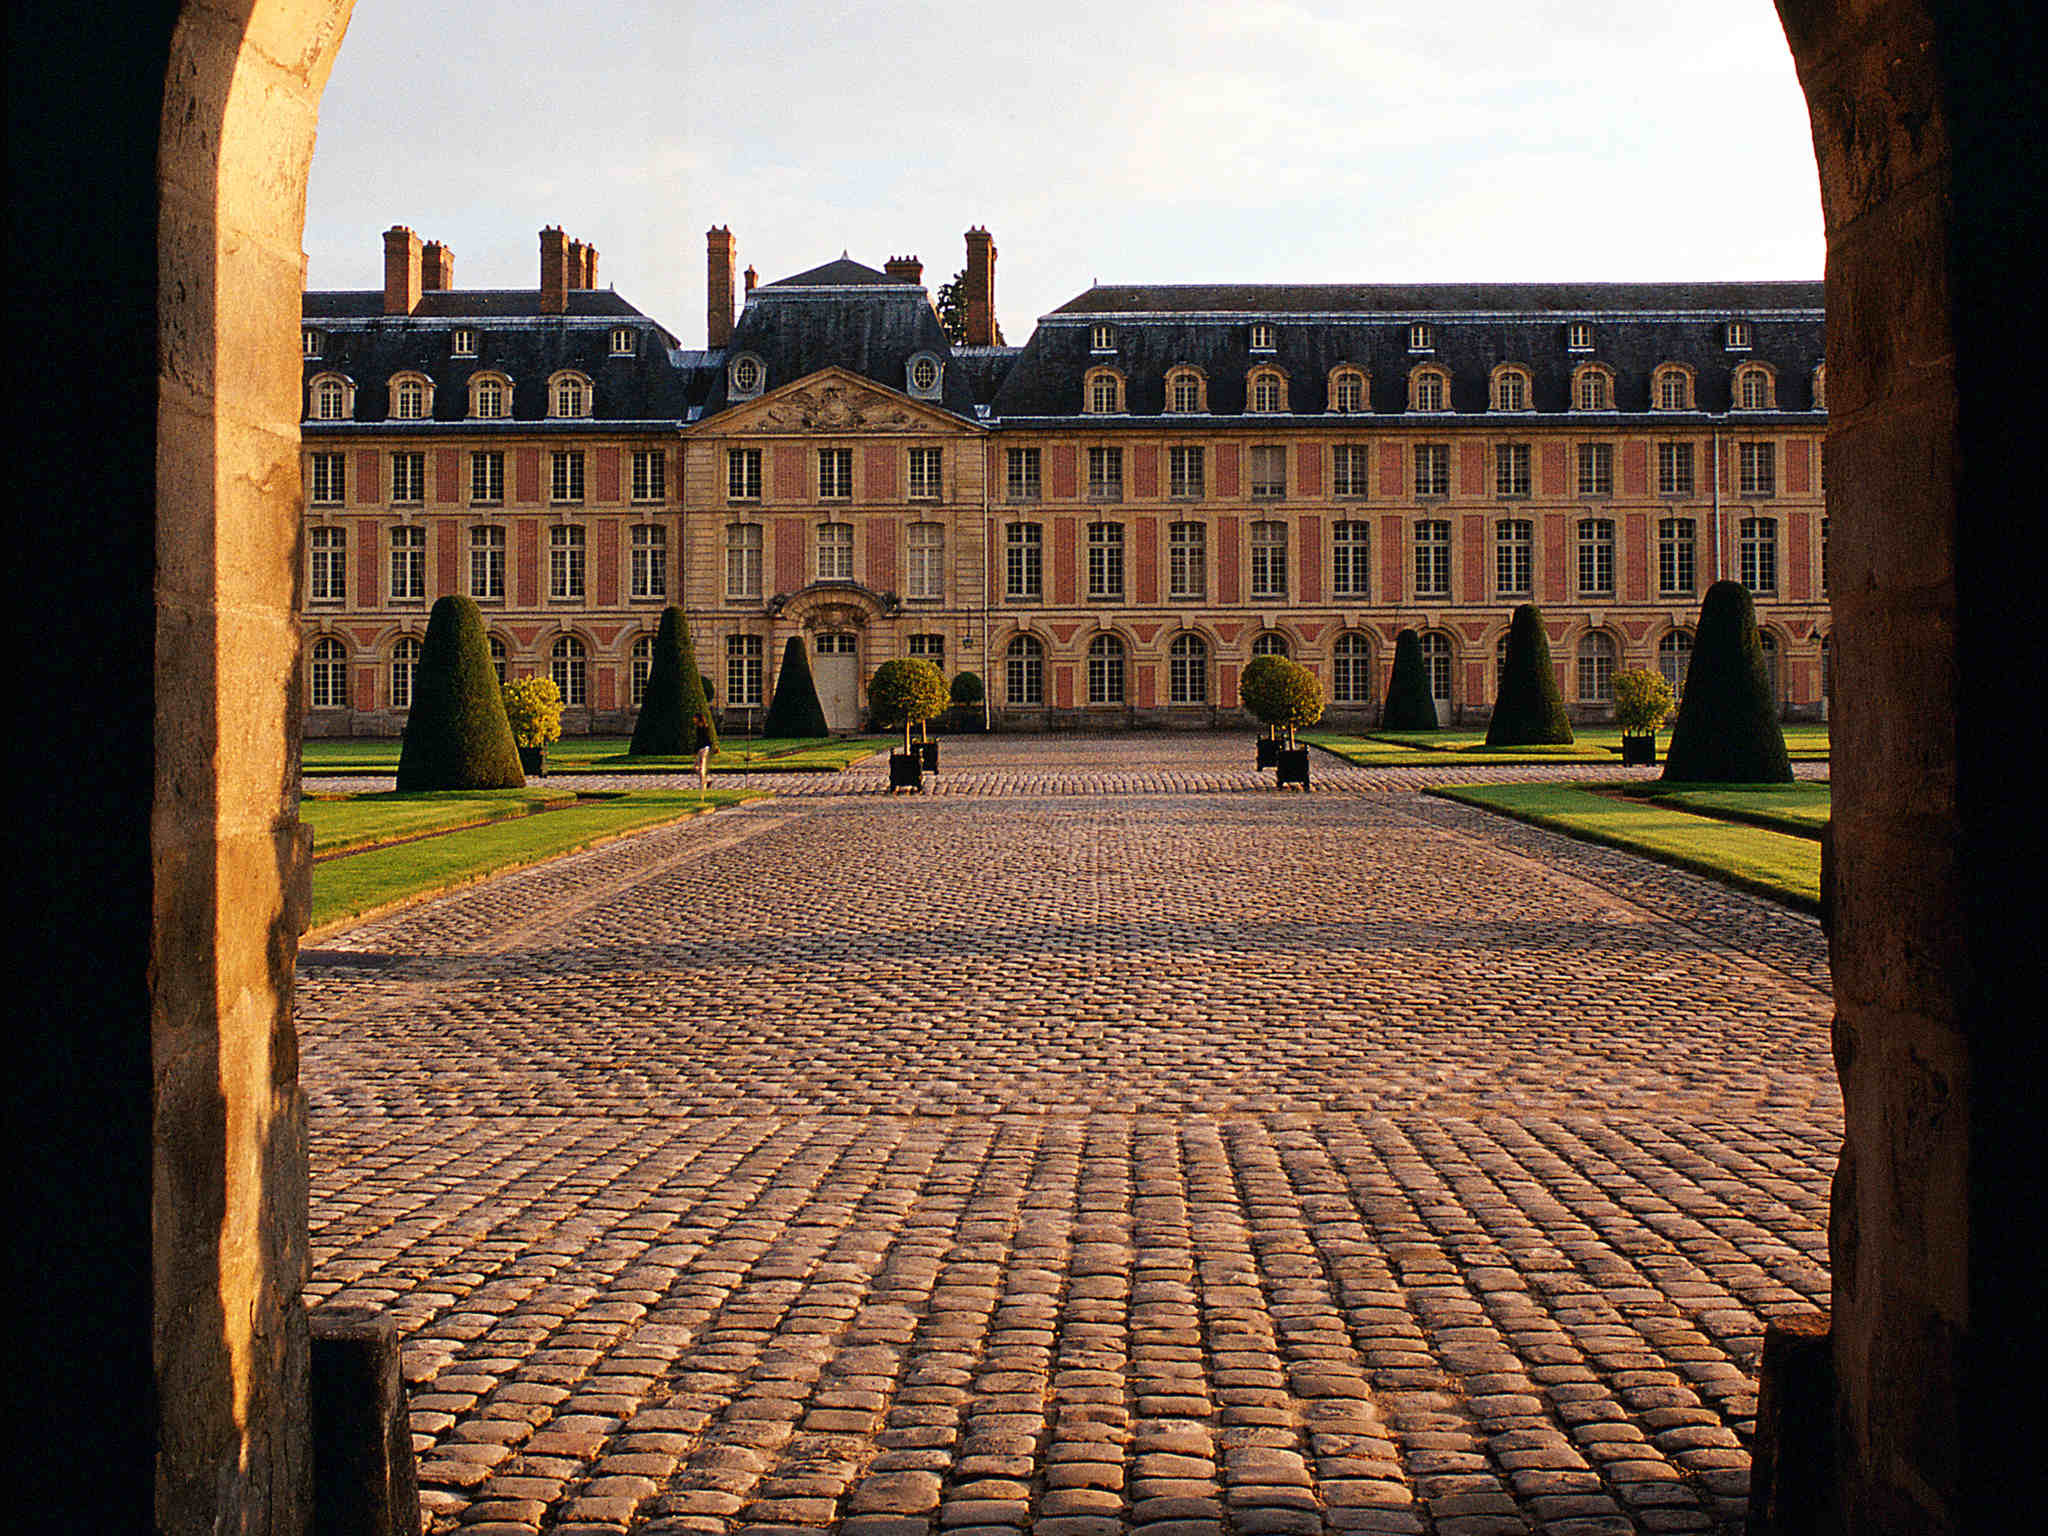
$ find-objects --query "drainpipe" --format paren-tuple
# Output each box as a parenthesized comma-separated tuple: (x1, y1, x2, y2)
(982, 448, 994, 732)
(1710, 421, 1725, 583)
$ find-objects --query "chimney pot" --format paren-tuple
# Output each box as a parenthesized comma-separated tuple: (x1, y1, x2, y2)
(744, 266, 758, 295)
(885, 255, 924, 286)
(383, 225, 423, 315)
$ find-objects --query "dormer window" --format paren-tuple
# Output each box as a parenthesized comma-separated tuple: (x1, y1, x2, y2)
(1167, 367, 1206, 414)
(1573, 366, 1614, 411)
(1410, 366, 1448, 413)
(451, 329, 477, 357)
(469, 373, 510, 420)
(1491, 366, 1532, 411)
(550, 373, 592, 418)
(1654, 365, 1694, 411)
(1409, 322, 1433, 352)
(1248, 368, 1287, 413)
(1813, 362, 1827, 411)
(1249, 323, 1276, 352)
(609, 327, 635, 355)
(1736, 364, 1776, 411)
(907, 353, 943, 399)
(1084, 368, 1125, 414)
(302, 329, 323, 359)
(390, 374, 432, 421)
(309, 373, 353, 421)
(1330, 368, 1367, 413)
(1090, 324, 1116, 352)
(1725, 319, 1753, 350)
(728, 354, 764, 400)
(1567, 321, 1594, 351)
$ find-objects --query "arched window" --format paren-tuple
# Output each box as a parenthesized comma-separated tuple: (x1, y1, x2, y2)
(1758, 629, 1781, 704)
(311, 374, 351, 421)
(1251, 631, 1289, 658)
(390, 635, 421, 709)
(1005, 634, 1044, 706)
(1248, 370, 1286, 413)
(1737, 365, 1775, 410)
(1086, 633, 1125, 705)
(1085, 369, 1123, 414)
(1330, 369, 1367, 413)
(1333, 633, 1373, 704)
(550, 634, 587, 706)
(1410, 367, 1448, 412)
(1420, 632, 1453, 707)
(1812, 363, 1828, 411)
(488, 634, 508, 685)
(1654, 366, 1693, 411)
(1167, 368, 1205, 414)
(1658, 629, 1693, 698)
(1491, 367, 1532, 411)
(391, 374, 429, 420)
(1574, 367, 1613, 411)
(550, 373, 591, 418)
(631, 633, 656, 707)
(470, 373, 509, 419)
(1576, 632, 1618, 704)
(309, 636, 348, 710)
(1169, 633, 1208, 704)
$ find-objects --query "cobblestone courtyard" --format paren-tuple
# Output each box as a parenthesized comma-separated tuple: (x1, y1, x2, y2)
(299, 736, 1838, 1535)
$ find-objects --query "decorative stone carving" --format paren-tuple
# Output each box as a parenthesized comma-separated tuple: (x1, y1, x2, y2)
(756, 381, 917, 432)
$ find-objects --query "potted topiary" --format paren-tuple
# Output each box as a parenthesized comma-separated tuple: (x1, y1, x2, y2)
(1612, 666, 1676, 766)
(1268, 659, 1326, 790)
(1240, 653, 1288, 766)
(948, 669, 986, 733)
(502, 675, 564, 776)
(868, 658, 950, 790)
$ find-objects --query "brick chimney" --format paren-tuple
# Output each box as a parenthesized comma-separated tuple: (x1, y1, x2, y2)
(420, 241, 454, 291)
(583, 245, 599, 288)
(744, 266, 758, 296)
(568, 239, 588, 289)
(539, 226, 571, 314)
(707, 226, 737, 348)
(963, 226, 1002, 346)
(383, 225, 422, 315)
(885, 255, 923, 285)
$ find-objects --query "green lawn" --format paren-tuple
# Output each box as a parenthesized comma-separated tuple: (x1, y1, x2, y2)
(306, 788, 759, 936)
(302, 735, 884, 776)
(1629, 782, 1831, 838)
(1309, 722, 1830, 769)
(1428, 782, 1821, 910)
(300, 787, 577, 856)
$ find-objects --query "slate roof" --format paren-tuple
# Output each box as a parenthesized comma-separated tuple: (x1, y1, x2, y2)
(765, 258, 916, 288)
(304, 289, 651, 320)
(995, 281, 1825, 420)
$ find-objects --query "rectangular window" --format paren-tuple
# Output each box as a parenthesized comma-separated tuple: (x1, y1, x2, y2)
(1578, 518, 1616, 596)
(726, 634, 764, 708)
(469, 525, 505, 601)
(1006, 447, 1041, 500)
(1495, 443, 1531, 498)
(549, 524, 585, 600)
(310, 452, 345, 505)
(451, 328, 476, 356)
(388, 524, 426, 601)
(909, 633, 945, 665)
(1087, 522, 1125, 601)
(728, 448, 762, 501)
(470, 450, 504, 504)
(1495, 519, 1533, 597)
(391, 452, 425, 504)
(632, 450, 667, 503)
(1332, 445, 1370, 498)
(1006, 523, 1043, 601)
(631, 524, 667, 599)
(1249, 445, 1288, 500)
(1577, 442, 1613, 497)
(1169, 521, 1205, 599)
(550, 451, 585, 504)
(1415, 519, 1451, 597)
(1414, 443, 1450, 497)
(907, 447, 942, 500)
(817, 522, 853, 581)
(907, 522, 944, 600)
(1332, 520, 1371, 598)
(1169, 446, 1205, 499)
(1658, 442, 1695, 496)
(1087, 446, 1123, 500)
(1249, 520, 1288, 598)
(1740, 517, 1778, 594)
(725, 523, 762, 601)
(1659, 517, 1697, 596)
(1739, 441, 1777, 496)
(818, 448, 853, 499)
(309, 525, 346, 602)
(1821, 515, 1830, 596)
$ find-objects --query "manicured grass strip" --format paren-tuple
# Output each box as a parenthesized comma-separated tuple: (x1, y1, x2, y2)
(1428, 781, 1821, 911)
(1304, 732, 1627, 767)
(1630, 782, 1831, 838)
(300, 788, 576, 856)
(303, 735, 884, 776)
(307, 790, 760, 937)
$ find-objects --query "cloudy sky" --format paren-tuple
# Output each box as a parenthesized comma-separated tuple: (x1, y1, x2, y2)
(304, 0, 1823, 345)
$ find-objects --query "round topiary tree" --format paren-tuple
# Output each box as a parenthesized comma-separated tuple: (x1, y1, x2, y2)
(868, 658, 950, 751)
(396, 595, 524, 789)
(1486, 604, 1574, 745)
(762, 636, 829, 738)
(1662, 581, 1794, 782)
(629, 606, 715, 756)
(1242, 654, 1324, 744)
(1612, 666, 1676, 738)
(1381, 628, 1438, 731)
(501, 675, 563, 769)
(949, 670, 984, 707)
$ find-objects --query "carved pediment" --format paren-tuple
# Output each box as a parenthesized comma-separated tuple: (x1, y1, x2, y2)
(705, 366, 978, 437)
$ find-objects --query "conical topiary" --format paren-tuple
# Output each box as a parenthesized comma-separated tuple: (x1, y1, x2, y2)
(630, 606, 715, 756)
(762, 635, 829, 738)
(396, 595, 524, 789)
(1486, 604, 1574, 745)
(1662, 580, 1794, 782)
(1381, 628, 1438, 731)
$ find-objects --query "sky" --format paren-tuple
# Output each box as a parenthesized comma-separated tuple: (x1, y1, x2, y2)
(304, 0, 1824, 347)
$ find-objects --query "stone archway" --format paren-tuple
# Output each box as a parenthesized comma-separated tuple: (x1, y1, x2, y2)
(16, 1, 2037, 1531)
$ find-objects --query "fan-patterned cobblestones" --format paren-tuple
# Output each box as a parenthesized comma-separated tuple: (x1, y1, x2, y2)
(300, 735, 1836, 1535)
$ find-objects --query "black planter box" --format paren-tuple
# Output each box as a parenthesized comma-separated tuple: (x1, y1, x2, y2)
(916, 739, 939, 771)
(1255, 736, 1281, 768)
(1276, 747, 1311, 790)
(518, 745, 546, 776)
(888, 751, 924, 791)
(1620, 734, 1657, 767)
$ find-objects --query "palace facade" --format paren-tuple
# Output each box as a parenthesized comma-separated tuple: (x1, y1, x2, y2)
(301, 224, 1830, 734)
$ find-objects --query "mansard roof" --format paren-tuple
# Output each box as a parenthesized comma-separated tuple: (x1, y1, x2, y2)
(765, 257, 914, 288)
(304, 288, 651, 320)
(995, 280, 1825, 419)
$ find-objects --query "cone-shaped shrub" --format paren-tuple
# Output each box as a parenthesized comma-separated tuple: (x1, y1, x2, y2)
(1663, 581, 1793, 782)
(1381, 629, 1438, 731)
(630, 606, 715, 755)
(1486, 604, 1574, 745)
(762, 636, 829, 738)
(396, 595, 524, 789)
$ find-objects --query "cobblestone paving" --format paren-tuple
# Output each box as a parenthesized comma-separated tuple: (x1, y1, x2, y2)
(301, 735, 1838, 1535)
